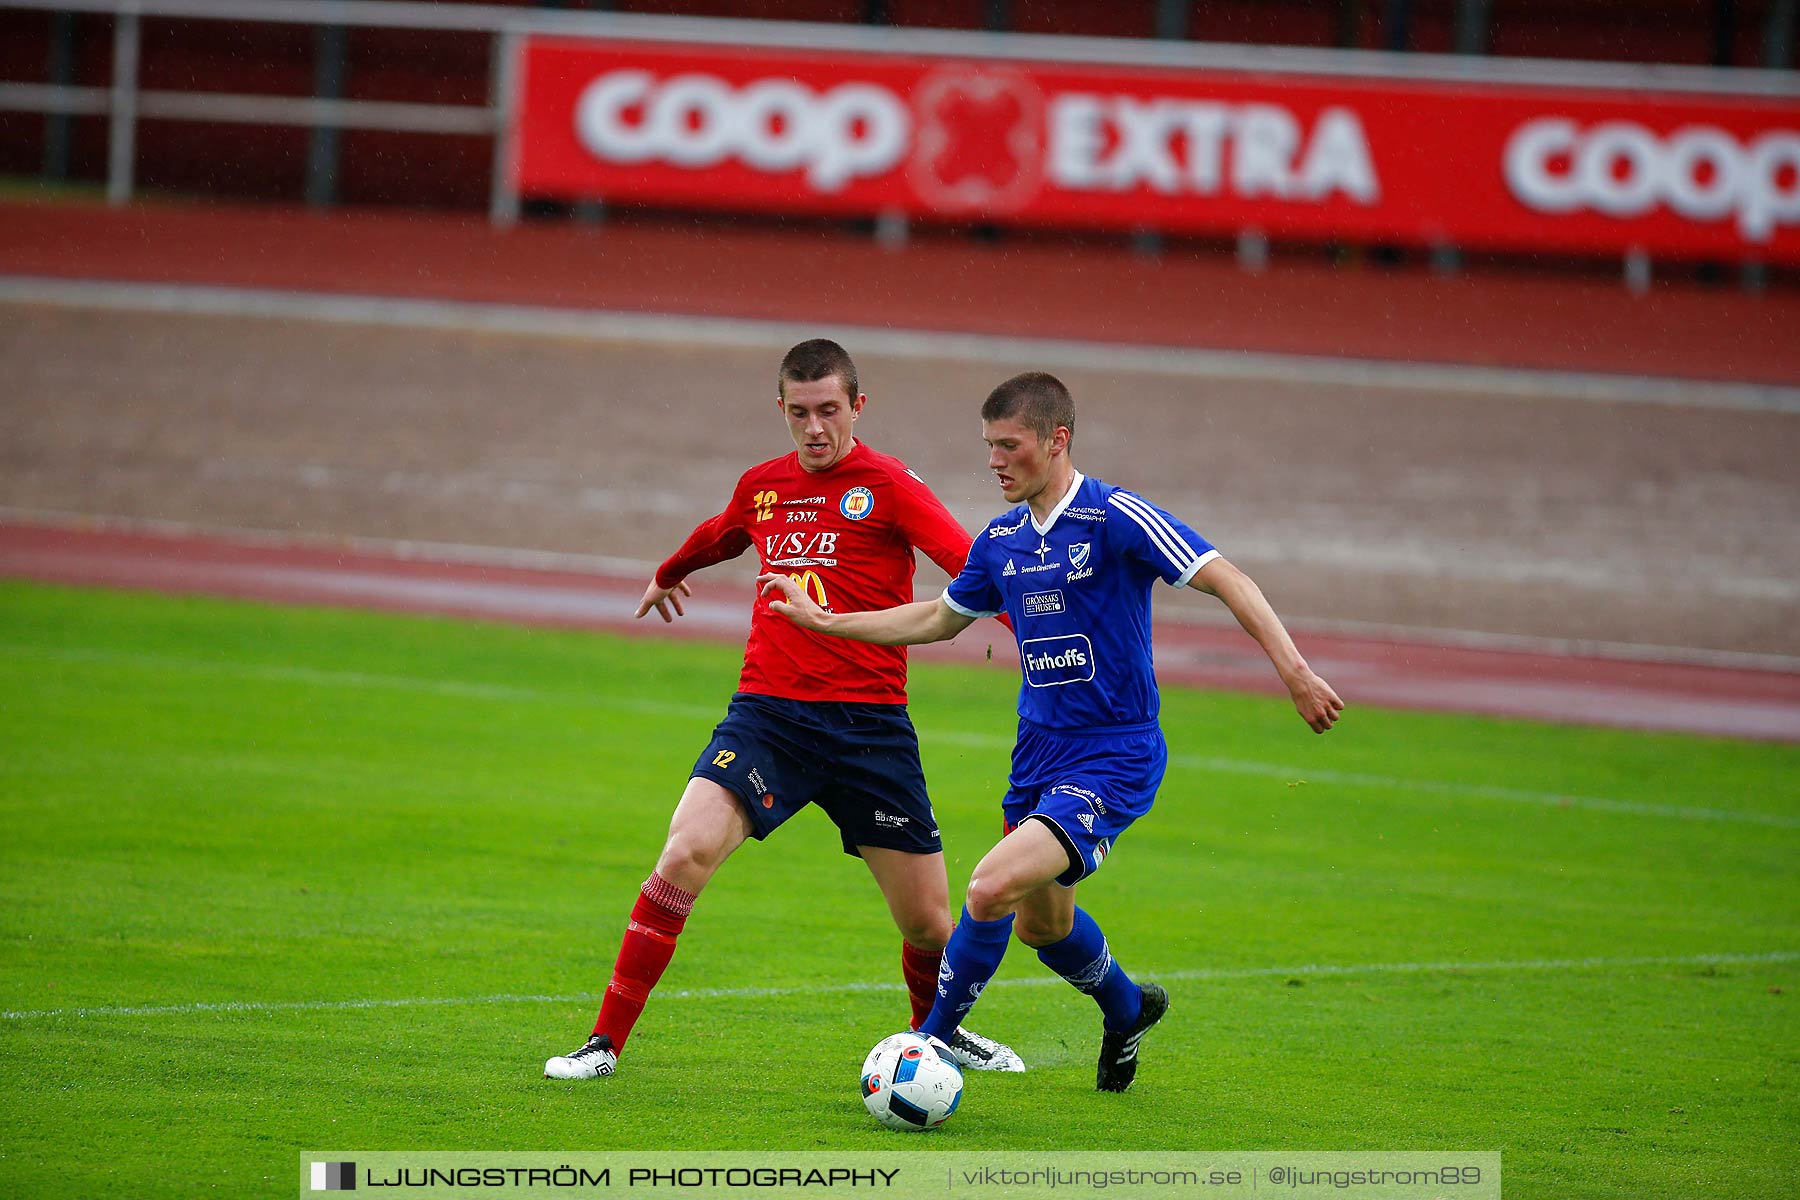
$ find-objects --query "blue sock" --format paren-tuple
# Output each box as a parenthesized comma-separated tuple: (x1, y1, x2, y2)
(918, 907, 1014, 1044)
(1034, 907, 1143, 1031)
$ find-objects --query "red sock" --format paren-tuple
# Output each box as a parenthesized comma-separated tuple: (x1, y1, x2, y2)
(592, 872, 694, 1054)
(901, 941, 943, 1030)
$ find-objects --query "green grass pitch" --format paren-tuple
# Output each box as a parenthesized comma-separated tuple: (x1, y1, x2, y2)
(1, 581, 1795, 1198)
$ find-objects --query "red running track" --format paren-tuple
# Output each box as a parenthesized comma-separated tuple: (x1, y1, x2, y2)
(4, 520, 1796, 742)
(3, 200, 1797, 384)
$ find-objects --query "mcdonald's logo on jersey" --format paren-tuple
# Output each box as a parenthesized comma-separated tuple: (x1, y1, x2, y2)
(789, 570, 830, 609)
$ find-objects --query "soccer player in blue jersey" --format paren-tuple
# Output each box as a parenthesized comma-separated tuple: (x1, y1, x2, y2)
(760, 370, 1342, 1092)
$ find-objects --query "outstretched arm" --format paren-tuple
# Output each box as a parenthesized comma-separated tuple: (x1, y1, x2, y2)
(634, 578, 693, 623)
(635, 502, 753, 623)
(1190, 557, 1344, 733)
(759, 574, 975, 646)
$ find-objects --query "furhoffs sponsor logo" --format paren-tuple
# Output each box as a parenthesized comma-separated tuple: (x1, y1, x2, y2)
(311, 1162, 355, 1191)
(1026, 645, 1088, 671)
(1021, 634, 1096, 687)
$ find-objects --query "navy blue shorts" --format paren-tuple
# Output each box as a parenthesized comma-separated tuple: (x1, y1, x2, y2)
(1001, 718, 1166, 886)
(690, 693, 942, 857)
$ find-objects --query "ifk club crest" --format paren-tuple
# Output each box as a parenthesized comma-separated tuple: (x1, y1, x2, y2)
(841, 487, 875, 520)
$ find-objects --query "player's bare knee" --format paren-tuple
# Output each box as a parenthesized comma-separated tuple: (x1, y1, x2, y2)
(900, 913, 951, 951)
(655, 831, 729, 894)
(891, 890, 953, 947)
(963, 874, 1020, 923)
(1013, 910, 1073, 948)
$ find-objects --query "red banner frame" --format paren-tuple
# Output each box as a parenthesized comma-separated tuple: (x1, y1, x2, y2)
(516, 36, 1800, 264)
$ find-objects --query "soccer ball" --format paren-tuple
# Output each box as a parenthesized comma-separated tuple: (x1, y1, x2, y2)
(859, 1031, 963, 1131)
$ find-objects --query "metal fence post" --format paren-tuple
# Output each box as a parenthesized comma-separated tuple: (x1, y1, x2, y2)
(106, 6, 141, 207)
(1454, 0, 1492, 56)
(1765, 0, 1797, 67)
(488, 26, 522, 227)
(306, 22, 349, 208)
(1153, 0, 1189, 41)
(1711, 0, 1740, 65)
(1382, 0, 1414, 51)
(43, 11, 76, 181)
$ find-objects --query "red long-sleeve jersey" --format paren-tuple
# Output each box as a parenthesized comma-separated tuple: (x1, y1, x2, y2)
(655, 441, 977, 704)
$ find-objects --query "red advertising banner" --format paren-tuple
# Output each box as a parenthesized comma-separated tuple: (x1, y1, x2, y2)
(515, 35, 1800, 264)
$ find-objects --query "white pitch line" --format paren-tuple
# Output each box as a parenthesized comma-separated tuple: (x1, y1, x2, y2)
(4, 275, 1798, 413)
(0, 642, 727, 720)
(1168, 754, 1800, 830)
(5, 951, 1794, 1023)
(4, 642, 1796, 830)
(923, 726, 1800, 830)
(0, 506, 664, 580)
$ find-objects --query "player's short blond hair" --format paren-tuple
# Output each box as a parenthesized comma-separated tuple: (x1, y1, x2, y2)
(982, 372, 1075, 446)
(779, 339, 858, 402)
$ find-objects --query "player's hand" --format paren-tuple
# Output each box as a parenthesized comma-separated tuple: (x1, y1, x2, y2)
(1288, 668, 1345, 733)
(634, 577, 692, 623)
(757, 573, 828, 630)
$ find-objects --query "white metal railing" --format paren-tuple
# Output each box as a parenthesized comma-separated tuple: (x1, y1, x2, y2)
(0, 1, 531, 220)
(1, 0, 1795, 228)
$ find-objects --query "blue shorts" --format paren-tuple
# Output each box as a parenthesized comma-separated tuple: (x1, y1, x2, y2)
(690, 693, 941, 857)
(1001, 718, 1166, 885)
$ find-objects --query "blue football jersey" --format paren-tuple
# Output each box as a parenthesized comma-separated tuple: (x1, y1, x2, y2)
(944, 473, 1217, 730)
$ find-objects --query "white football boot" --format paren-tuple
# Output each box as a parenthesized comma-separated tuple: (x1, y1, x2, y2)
(544, 1034, 617, 1079)
(942, 1026, 1026, 1072)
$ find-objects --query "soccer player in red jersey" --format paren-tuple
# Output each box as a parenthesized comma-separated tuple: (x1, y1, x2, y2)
(545, 340, 1022, 1080)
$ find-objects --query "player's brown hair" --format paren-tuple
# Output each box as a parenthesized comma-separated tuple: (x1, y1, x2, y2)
(982, 372, 1075, 446)
(778, 339, 858, 402)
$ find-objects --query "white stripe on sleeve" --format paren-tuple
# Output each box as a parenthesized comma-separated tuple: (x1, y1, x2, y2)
(1108, 491, 1200, 576)
(1175, 548, 1220, 587)
(941, 590, 1001, 620)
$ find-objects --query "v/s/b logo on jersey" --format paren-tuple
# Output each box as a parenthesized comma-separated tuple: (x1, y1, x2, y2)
(766, 530, 840, 567)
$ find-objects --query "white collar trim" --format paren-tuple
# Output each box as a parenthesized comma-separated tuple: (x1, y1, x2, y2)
(1031, 471, 1085, 536)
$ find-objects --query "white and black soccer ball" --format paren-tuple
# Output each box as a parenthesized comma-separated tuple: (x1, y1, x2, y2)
(860, 1031, 963, 1131)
